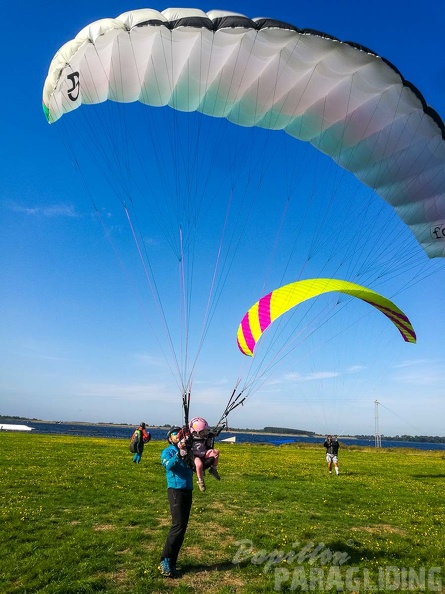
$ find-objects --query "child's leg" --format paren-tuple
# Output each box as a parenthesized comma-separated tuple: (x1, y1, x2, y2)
(206, 449, 219, 467)
(206, 449, 221, 480)
(194, 456, 204, 481)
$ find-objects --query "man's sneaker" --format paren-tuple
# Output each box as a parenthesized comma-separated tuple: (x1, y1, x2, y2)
(209, 466, 221, 480)
(159, 558, 180, 578)
(197, 479, 206, 492)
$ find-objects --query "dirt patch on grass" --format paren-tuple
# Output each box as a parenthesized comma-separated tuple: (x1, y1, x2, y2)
(189, 519, 233, 536)
(93, 523, 115, 531)
(104, 569, 131, 588)
(211, 500, 237, 514)
(352, 524, 407, 536)
(181, 566, 246, 590)
(141, 541, 158, 553)
(154, 516, 171, 528)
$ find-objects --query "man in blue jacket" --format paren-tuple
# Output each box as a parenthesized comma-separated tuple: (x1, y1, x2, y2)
(159, 426, 193, 578)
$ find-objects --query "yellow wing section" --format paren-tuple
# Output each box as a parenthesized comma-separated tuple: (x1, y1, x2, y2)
(237, 278, 416, 356)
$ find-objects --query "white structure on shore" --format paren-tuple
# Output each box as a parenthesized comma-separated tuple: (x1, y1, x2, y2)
(220, 436, 236, 443)
(0, 424, 34, 432)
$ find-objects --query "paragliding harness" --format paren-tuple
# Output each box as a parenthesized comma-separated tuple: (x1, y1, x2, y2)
(129, 430, 140, 453)
(179, 387, 247, 470)
(129, 428, 151, 453)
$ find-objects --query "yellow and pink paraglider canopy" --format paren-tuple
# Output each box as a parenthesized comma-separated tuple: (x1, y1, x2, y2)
(237, 278, 416, 357)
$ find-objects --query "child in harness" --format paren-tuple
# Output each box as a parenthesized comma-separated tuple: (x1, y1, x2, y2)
(188, 417, 221, 492)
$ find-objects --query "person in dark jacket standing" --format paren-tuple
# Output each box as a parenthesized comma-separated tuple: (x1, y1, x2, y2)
(131, 422, 151, 463)
(323, 435, 340, 475)
(159, 426, 193, 578)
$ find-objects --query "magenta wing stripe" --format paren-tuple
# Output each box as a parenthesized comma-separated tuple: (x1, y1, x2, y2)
(363, 298, 416, 342)
(258, 292, 273, 331)
(240, 313, 256, 354)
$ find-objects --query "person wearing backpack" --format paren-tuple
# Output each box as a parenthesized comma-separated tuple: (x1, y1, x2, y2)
(130, 422, 151, 463)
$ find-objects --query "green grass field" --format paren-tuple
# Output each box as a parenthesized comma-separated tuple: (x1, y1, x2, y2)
(1, 433, 444, 593)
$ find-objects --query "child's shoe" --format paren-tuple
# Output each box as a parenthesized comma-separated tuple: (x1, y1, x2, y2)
(209, 466, 221, 480)
(197, 479, 206, 492)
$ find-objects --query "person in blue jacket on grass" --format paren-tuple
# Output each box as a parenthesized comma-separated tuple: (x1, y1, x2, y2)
(159, 426, 193, 578)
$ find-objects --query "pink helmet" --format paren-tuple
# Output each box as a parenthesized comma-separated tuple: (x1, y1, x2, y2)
(189, 417, 209, 435)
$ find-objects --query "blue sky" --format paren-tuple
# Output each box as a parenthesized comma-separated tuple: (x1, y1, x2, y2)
(2, 0, 445, 436)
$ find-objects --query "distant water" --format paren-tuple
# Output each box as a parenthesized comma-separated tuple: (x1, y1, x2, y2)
(8, 421, 445, 451)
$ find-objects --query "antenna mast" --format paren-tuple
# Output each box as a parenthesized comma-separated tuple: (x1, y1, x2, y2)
(374, 400, 381, 447)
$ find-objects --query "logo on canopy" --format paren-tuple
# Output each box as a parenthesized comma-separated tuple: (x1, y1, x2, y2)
(431, 225, 445, 240)
(67, 72, 80, 101)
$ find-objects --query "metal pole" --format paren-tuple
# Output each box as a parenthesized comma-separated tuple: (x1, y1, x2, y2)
(374, 400, 381, 447)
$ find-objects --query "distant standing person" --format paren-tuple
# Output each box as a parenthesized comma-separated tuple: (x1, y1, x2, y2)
(324, 435, 340, 475)
(130, 422, 151, 463)
(159, 426, 193, 578)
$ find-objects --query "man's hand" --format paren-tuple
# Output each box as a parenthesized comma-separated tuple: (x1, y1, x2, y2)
(178, 439, 188, 457)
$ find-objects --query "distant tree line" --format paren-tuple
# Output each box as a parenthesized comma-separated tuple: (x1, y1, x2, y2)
(355, 434, 445, 444)
(263, 427, 316, 435)
(0, 415, 41, 421)
(230, 426, 316, 436)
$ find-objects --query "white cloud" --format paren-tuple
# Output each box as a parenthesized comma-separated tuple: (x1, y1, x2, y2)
(391, 359, 445, 386)
(393, 359, 432, 369)
(131, 352, 166, 367)
(393, 368, 445, 386)
(285, 370, 340, 382)
(10, 202, 78, 218)
(346, 364, 367, 373)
